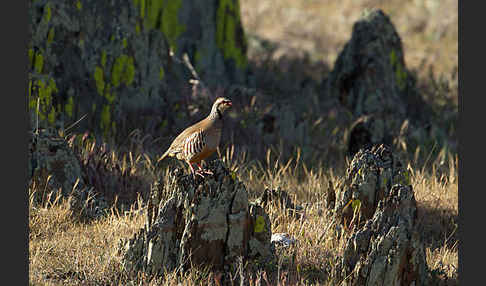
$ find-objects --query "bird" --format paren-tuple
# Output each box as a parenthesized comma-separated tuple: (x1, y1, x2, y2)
(157, 97, 233, 177)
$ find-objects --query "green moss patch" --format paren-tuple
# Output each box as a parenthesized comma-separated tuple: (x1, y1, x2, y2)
(216, 0, 247, 68)
(47, 28, 55, 44)
(134, 0, 185, 51)
(94, 66, 105, 95)
(65, 96, 74, 118)
(390, 49, 407, 91)
(43, 2, 52, 23)
(34, 52, 44, 74)
(111, 54, 135, 88)
(29, 78, 59, 125)
(160, 0, 185, 51)
(100, 104, 112, 138)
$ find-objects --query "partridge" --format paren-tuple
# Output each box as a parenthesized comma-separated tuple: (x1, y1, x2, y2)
(157, 97, 233, 176)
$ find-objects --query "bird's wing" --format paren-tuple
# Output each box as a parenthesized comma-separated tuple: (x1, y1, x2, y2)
(158, 119, 206, 162)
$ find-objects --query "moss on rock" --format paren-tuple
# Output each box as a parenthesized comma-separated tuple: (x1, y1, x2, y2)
(29, 0, 248, 140)
(111, 54, 135, 88)
(216, 0, 247, 68)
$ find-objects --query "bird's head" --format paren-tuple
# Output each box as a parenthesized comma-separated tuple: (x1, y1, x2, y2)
(213, 97, 232, 114)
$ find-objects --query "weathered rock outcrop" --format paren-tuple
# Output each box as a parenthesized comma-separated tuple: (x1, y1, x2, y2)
(332, 144, 410, 226)
(326, 145, 431, 285)
(28, 0, 248, 138)
(120, 160, 274, 276)
(28, 128, 110, 218)
(339, 184, 430, 286)
(29, 128, 85, 197)
(326, 9, 429, 155)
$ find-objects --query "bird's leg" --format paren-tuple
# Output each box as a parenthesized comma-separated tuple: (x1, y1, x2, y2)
(189, 163, 205, 178)
(194, 163, 206, 178)
(196, 162, 213, 175)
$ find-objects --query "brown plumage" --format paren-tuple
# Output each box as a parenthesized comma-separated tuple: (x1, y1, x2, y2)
(158, 97, 232, 176)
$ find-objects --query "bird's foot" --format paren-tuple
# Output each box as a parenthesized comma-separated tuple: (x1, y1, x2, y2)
(195, 163, 213, 176)
(195, 171, 206, 178)
(201, 169, 214, 175)
(195, 169, 213, 177)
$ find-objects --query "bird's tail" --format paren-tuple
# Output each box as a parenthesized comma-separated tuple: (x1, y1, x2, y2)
(157, 150, 170, 164)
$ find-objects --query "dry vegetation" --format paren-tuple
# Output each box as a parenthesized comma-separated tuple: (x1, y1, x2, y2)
(29, 0, 458, 284)
(29, 144, 458, 285)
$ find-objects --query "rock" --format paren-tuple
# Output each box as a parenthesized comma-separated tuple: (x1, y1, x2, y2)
(29, 128, 85, 197)
(325, 9, 428, 155)
(325, 144, 433, 285)
(271, 233, 297, 248)
(28, 0, 248, 138)
(120, 160, 274, 277)
(346, 115, 375, 156)
(338, 184, 431, 286)
(28, 128, 109, 219)
(248, 201, 274, 260)
(332, 144, 410, 227)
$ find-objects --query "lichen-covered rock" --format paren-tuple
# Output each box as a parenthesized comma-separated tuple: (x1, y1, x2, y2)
(120, 160, 274, 277)
(28, 128, 109, 218)
(248, 201, 274, 259)
(324, 144, 432, 285)
(338, 184, 431, 286)
(29, 128, 85, 197)
(332, 144, 410, 226)
(28, 0, 248, 139)
(325, 9, 428, 155)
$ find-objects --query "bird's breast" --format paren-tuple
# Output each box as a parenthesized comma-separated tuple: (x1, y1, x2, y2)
(205, 126, 222, 149)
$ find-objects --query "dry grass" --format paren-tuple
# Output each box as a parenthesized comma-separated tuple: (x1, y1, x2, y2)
(240, 0, 458, 81)
(29, 145, 458, 285)
(29, 185, 146, 285)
